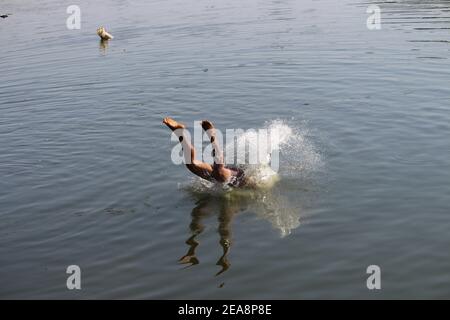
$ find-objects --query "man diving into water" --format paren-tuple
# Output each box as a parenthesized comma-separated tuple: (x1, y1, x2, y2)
(163, 117, 247, 187)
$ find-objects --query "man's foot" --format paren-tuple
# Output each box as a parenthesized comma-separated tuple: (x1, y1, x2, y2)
(163, 117, 186, 131)
(201, 120, 216, 142)
(201, 120, 214, 131)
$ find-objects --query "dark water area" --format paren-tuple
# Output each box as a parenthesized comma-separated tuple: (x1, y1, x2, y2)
(1, 0, 449, 298)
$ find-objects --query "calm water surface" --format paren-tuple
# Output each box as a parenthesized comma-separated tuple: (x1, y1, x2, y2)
(1, 0, 450, 299)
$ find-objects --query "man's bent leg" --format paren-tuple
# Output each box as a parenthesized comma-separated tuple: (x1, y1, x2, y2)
(163, 117, 213, 181)
(201, 120, 232, 183)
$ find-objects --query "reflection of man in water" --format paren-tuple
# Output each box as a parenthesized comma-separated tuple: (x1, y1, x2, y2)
(163, 117, 249, 188)
(179, 196, 239, 276)
(178, 188, 302, 275)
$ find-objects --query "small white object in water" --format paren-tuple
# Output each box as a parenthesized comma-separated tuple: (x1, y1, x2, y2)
(97, 26, 114, 40)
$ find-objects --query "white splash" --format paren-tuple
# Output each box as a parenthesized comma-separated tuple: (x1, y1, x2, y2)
(181, 119, 322, 237)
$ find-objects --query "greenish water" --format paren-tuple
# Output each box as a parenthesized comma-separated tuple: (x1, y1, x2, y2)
(1, 0, 450, 299)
